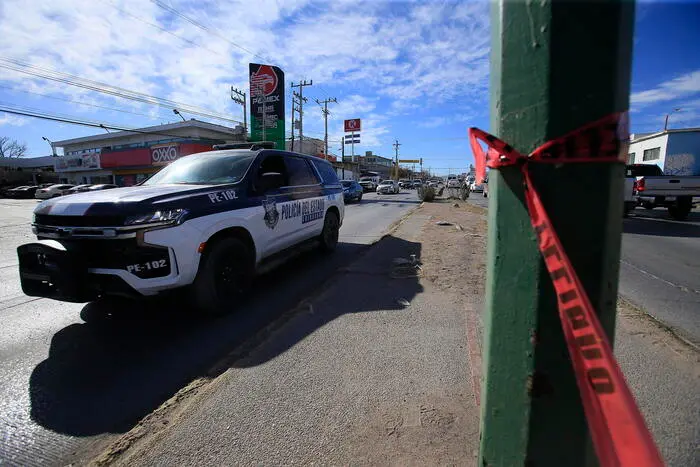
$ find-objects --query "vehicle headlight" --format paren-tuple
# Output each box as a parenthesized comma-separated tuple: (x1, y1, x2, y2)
(124, 208, 189, 226)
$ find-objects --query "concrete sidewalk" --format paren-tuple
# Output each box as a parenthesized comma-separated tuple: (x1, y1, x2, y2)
(102, 205, 485, 466)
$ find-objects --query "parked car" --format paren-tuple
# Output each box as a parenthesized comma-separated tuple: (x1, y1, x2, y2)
(87, 184, 118, 191)
(65, 184, 93, 194)
(34, 184, 76, 199)
(624, 164, 700, 220)
(412, 180, 423, 189)
(377, 180, 399, 194)
(341, 180, 363, 203)
(7, 186, 39, 199)
(447, 179, 461, 188)
(470, 182, 484, 193)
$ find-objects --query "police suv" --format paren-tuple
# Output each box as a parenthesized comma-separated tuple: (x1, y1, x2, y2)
(17, 145, 344, 315)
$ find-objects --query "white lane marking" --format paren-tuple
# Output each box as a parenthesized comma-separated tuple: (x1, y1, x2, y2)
(620, 259, 700, 295)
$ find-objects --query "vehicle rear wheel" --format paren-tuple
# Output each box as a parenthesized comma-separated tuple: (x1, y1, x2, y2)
(319, 211, 340, 253)
(358, 193, 362, 202)
(191, 237, 254, 316)
(668, 197, 692, 221)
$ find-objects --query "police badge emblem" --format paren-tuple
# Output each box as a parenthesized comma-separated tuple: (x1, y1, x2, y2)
(262, 197, 279, 229)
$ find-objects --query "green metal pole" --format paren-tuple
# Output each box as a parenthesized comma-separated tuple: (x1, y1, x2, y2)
(479, 1, 635, 465)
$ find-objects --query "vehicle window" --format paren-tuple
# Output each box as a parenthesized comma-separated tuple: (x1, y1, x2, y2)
(286, 157, 319, 186)
(341, 181, 353, 187)
(144, 151, 255, 185)
(311, 159, 339, 184)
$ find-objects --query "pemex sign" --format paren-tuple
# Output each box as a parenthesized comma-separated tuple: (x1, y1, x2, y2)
(249, 63, 285, 150)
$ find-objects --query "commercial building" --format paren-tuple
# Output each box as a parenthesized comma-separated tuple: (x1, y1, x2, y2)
(53, 120, 246, 186)
(628, 128, 700, 176)
(286, 137, 337, 162)
(0, 156, 58, 186)
(341, 151, 393, 179)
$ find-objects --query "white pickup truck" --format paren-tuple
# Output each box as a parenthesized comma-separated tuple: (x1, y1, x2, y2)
(624, 164, 700, 220)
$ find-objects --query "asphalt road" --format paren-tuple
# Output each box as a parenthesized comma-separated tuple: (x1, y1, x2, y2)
(0, 190, 421, 466)
(619, 209, 700, 346)
(469, 194, 700, 345)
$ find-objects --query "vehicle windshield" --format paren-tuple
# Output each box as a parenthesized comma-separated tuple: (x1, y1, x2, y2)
(143, 151, 256, 186)
(341, 181, 353, 187)
(379, 181, 392, 185)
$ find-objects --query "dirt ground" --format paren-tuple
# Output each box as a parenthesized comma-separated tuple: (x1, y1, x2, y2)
(418, 199, 488, 302)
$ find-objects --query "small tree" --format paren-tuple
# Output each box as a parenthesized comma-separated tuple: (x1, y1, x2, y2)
(0, 137, 28, 158)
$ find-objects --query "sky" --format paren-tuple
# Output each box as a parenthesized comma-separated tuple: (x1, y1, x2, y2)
(0, 0, 699, 175)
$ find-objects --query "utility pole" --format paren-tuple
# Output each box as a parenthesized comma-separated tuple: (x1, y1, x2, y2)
(664, 107, 682, 131)
(291, 80, 312, 152)
(479, 1, 634, 466)
(340, 137, 345, 179)
(392, 139, 401, 181)
(230, 87, 247, 139)
(316, 97, 337, 156)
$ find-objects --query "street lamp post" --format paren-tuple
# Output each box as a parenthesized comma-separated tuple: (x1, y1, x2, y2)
(173, 108, 187, 122)
(664, 107, 682, 131)
(41, 136, 57, 157)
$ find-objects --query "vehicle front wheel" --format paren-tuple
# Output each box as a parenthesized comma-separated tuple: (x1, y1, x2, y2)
(319, 211, 340, 253)
(191, 237, 254, 316)
(357, 193, 362, 202)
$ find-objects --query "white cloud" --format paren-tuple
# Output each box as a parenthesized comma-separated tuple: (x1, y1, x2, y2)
(418, 116, 448, 128)
(631, 70, 700, 106)
(0, 113, 30, 127)
(0, 0, 490, 149)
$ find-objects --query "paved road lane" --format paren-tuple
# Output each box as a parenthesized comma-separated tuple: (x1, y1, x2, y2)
(619, 210, 700, 346)
(0, 191, 420, 466)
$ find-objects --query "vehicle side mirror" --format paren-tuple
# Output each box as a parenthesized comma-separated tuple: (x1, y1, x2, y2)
(258, 172, 285, 193)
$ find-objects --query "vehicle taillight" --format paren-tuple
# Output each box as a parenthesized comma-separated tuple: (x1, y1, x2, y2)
(634, 178, 645, 192)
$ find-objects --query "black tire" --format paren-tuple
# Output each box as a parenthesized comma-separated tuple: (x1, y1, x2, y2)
(668, 197, 692, 221)
(319, 211, 340, 253)
(191, 237, 254, 316)
(358, 193, 362, 202)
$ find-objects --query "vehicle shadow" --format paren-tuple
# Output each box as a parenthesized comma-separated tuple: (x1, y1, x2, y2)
(623, 213, 700, 238)
(28, 235, 422, 437)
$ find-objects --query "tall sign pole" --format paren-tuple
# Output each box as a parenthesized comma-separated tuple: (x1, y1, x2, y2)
(479, 1, 635, 465)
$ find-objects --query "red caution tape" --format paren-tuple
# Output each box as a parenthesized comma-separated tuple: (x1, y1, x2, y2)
(469, 113, 664, 467)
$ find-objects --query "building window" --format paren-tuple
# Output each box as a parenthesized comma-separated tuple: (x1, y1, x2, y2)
(627, 153, 635, 163)
(643, 147, 660, 161)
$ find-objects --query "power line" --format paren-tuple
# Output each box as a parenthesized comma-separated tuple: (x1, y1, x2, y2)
(0, 85, 168, 121)
(150, 0, 271, 63)
(0, 57, 242, 125)
(101, 0, 224, 57)
(291, 80, 313, 148)
(0, 104, 236, 142)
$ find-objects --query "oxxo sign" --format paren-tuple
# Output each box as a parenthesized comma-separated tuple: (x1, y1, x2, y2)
(151, 144, 180, 166)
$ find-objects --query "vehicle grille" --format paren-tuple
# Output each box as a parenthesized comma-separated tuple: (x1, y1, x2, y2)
(35, 214, 125, 227)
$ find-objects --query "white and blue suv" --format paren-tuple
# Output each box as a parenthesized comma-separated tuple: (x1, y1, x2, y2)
(17, 146, 344, 315)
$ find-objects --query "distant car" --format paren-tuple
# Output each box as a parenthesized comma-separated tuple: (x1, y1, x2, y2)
(35, 184, 76, 199)
(411, 180, 423, 188)
(87, 184, 118, 191)
(358, 178, 378, 192)
(8, 186, 39, 199)
(341, 180, 363, 203)
(470, 182, 484, 193)
(377, 180, 399, 194)
(65, 184, 93, 194)
(447, 179, 461, 188)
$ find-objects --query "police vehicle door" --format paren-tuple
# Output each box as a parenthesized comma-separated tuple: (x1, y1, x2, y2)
(281, 155, 325, 242)
(250, 153, 294, 258)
